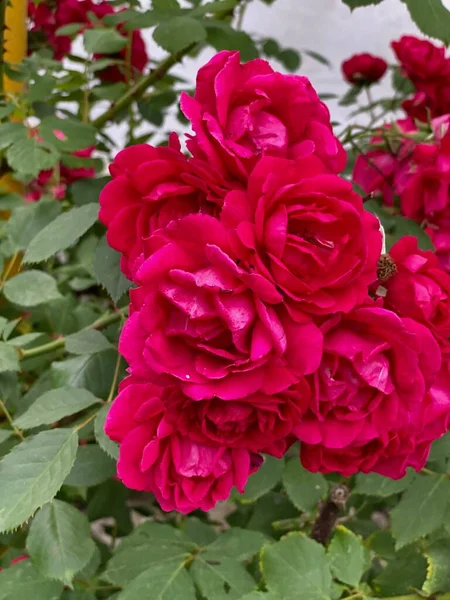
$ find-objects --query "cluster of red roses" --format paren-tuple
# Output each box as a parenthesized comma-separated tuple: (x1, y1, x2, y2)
(28, 0, 148, 83)
(100, 50, 450, 514)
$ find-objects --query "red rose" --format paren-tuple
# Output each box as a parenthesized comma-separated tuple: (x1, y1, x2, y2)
(99, 140, 231, 278)
(221, 156, 382, 317)
(382, 236, 450, 339)
(295, 305, 441, 454)
(119, 213, 323, 400)
(392, 36, 450, 87)
(180, 50, 346, 181)
(342, 53, 387, 86)
(105, 377, 262, 513)
(163, 381, 308, 458)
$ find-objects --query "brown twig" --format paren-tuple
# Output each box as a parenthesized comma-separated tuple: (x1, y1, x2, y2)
(311, 484, 349, 545)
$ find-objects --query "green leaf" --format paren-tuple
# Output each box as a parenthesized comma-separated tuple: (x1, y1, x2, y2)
(93, 236, 131, 303)
(304, 50, 331, 67)
(354, 470, 416, 498)
(203, 528, 265, 562)
(27, 500, 96, 585)
(6, 139, 59, 178)
(64, 444, 116, 487)
(391, 216, 434, 251)
(373, 546, 427, 596)
(238, 455, 283, 503)
(153, 16, 206, 53)
(423, 539, 450, 594)
(262, 39, 280, 58)
(262, 533, 332, 600)
(3, 271, 61, 307)
(94, 404, 119, 460)
(191, 0, 238, 15)
(0, 342, 19, 373)
(278, 49, 301, 72)
(391, 474, 450, 549)
(404, 0, 450, 44)
(24, 204, 99, 264)
(0, 560, 63, 600)
(342, 0, 385, 9)
(0, 429, 78, 532)
(205, 22, 258, 61)
(339, 85, 362, 106)
(392, 66, 415, 95)
(71, 177, 109, 207)
(104, 522, 196, 586)
(240, 594, 279, 600)
(119, 558, 196, 600)
(429, 433, 450, 462)
(0, 430, 12, 445)
(0, 122, 27, 150)
(55, 23, 85, 36)
(191, 557, 256, 600)
(183, 517, 217, 546)
(39, 117, 97, 153)
(66, 330, 112, 355)
(328, 526, 365, 587)
(14, 387, 100, 430)
(84, 28, 127, 54)
(7, 200, 61, 252)
(282, 459, 328, 512)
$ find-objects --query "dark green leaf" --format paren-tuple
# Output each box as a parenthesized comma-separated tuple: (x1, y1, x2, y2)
(373, 546, 427, 596)
(0, 429, 78, 532)
(0, 560, 63, 600)
(392, 66, 415, 95)
(423, 539, 450, 594)
(84, 28, 127, 54)
(391, 217, 434, 251)
(205, 21, 258, 61)
(70, 177, 109, 207)
(391, 474, 450, 548)
(278, 49, 301, 72)
(119, 558, 196, 600)
(342, 0, 385, 9)
(191, 556, 256, 600)
(183, 518, 217, 546)
(64, 444, 116, 487)
(3, 271, 61, 307)
(282, 459, 328, 512)
(153, 17, 206, 53)
(14, 387, 100, 430)
(6, 139, 59, 178)
(339, 85, 363, 106)
(66, 330, 112, 355)
(262, 39, 280, 57)
(304, 50, 331, 67)
(429, 433, 450, 462)
(404, 0, 450, 44)
(24, 204, 99, 264)
(0, 343, 19, 373)
(237, 455, 283, 503)
(94, 404, 119, 460)
(27, 500, 96, 585)
(328, 526, 365, 587)
(7, 200, 61, 252)
(262, 533, 332, 600)
(354, 470, 416, 498)
(93, 236, 131, 303)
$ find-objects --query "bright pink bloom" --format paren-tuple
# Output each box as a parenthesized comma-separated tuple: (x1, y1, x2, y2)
(221, 156, 382, 317)
(105, 377, 261, 513)
(119, 213, 323, 400)
(99, 140, 233, 278)
(294, 305, 441, 453)
(382, 236, 450, 339)
(180, 50, 346, 181)
(392, 36, 450, 88)
(342, 53, 387, 86)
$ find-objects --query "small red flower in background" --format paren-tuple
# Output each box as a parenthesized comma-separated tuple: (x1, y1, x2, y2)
(342, 53, 388, 86)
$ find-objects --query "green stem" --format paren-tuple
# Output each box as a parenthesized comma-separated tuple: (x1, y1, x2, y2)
(0, 399, 24, 440)
(0, 0, 6, 96)
(19, 306, 128, 361)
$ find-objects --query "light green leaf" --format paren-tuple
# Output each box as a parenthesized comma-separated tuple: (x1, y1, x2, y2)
(84, 28, 127, 54)
(0, 560, 63, 600)
(119, 558, 196, 600)
(66, 330, 113, 355)
(93, 236, 131, 303)
(354, 470, 416, 498)
(328, 526, 365, 587)
(38, 117, 97, 153)
(0, 430, 12, 445)
(55, 23, 85, 36)
(374, 546, 427, 596)
(391, 474, 450, 549)
(64, 444, 116, 487)
(0, 428, 78, 532)
(282, 459, 328, 512)
(262, 533, 332, 600)
(14, 387, 100, 430)
(153, 16, 206, 53)
(429, 433, 450, 462)
(205, 21, 258, 61)
(6, 139, 59, 178)
(24, 204, 99, 264)
(191, 0, 238, 15)
(0, 342, 19, 373)
(423, 539, 450, 594)
(238, 455, 283, 503)
(391, 217, 434, 251)
(304, 50, 331, 67)
(240, 594, 280, 600)
(27, 500, 96, 585)
(94, 404, 119, 460)
(404, 0, 450, 44)
(3, 271, 61, 307)
(104, 522, 196, 586)
(203, 528, 265, 562)
(0, 122, 27, 150)
(7, 200, 61, 252)
(191, 556, 256, 600)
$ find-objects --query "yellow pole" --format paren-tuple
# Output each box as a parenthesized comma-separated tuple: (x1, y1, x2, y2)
(3, 0, 27, 95)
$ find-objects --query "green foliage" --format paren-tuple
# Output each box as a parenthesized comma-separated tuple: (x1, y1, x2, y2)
(236, 455, 284, 502)
(282, 459, 328, 512)
(0, 560, 63, 600)
(3, 270, 61, 307)
(84, 28, 128, 54)
(328, 526, 365, 587)
(342, 0, 385, 8)
(153, 17, 207, 52)
(93, 236, 131, 303)
(404, 0, 450, 44)
(64, 444, 116, 487)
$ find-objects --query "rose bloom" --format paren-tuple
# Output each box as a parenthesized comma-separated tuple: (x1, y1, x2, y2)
(427, 221, 450, 273)
(221, 156, 381, 318)
(105, 377, 262, 513)
(119, 213, 323, 400)
(301, 356, 450, 479)
(163, 380, 309, 458)
(392, 35, 450, 88)
(180, 50, 346, 181)
(381, 236, 450, 339)
(99, 138, 232, 279)
(342, 53, 387, 86)
(294, 305, 441, 454)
